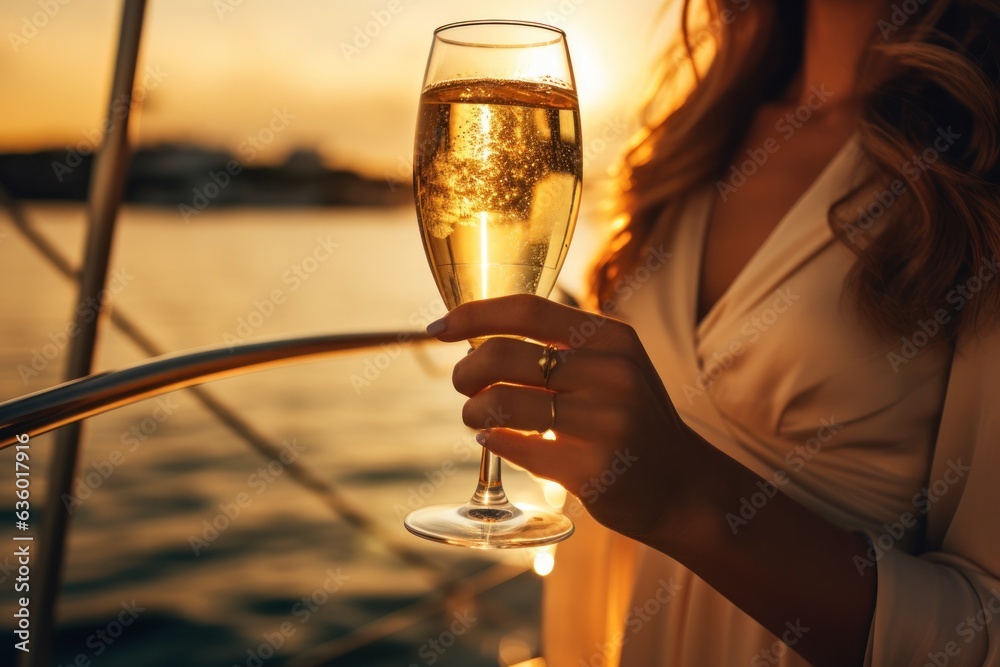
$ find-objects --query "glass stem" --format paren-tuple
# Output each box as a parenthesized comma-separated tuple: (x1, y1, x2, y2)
(468, 443, 509, 507)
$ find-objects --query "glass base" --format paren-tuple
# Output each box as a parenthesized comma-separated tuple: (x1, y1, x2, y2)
(404, 501, 574, 549)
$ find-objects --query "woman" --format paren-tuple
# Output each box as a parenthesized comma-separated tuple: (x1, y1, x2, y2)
(426, 0, 1000, 665)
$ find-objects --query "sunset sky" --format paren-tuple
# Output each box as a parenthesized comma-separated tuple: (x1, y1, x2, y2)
(0, 0, 675, 179)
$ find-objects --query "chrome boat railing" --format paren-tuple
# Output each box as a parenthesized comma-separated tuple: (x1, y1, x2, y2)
(0, 331, 428, 449)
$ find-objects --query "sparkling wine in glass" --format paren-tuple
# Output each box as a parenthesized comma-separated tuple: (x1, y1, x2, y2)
(404, 20, 582, 549)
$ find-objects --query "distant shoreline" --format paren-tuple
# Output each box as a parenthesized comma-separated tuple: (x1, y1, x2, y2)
(0, 146, 413, 209)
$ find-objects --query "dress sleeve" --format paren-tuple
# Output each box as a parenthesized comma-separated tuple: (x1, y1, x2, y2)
(864, 324, 1000, 666)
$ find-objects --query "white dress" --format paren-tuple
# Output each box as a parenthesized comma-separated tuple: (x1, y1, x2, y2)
(542, 137, 1000, 666)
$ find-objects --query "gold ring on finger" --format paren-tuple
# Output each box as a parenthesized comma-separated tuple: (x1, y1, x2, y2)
(538, 344, 560, 388)
(541, 392, 558, 441)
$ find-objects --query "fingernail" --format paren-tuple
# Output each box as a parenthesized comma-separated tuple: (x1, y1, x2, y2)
(426, 318, 447, 336)
(476, 432, 487, 446)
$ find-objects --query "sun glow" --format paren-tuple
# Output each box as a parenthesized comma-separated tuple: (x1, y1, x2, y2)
(0, 0, 667, 177)
(568, 32, 611, 113)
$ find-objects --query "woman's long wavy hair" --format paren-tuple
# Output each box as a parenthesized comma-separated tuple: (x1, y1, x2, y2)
(592, 0, 1000, 340)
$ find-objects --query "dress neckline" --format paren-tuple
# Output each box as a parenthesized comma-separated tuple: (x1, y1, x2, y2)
(691, 136, 862, 340)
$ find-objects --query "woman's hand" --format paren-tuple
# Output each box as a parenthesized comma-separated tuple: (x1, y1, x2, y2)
(430, 295, 878, 667)
(427, 293, 706, 542)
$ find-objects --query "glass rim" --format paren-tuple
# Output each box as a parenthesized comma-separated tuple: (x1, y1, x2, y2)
(433, 19, 566, 48)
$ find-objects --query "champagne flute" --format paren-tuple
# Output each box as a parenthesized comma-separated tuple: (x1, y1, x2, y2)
(404, 20, 582, 549)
